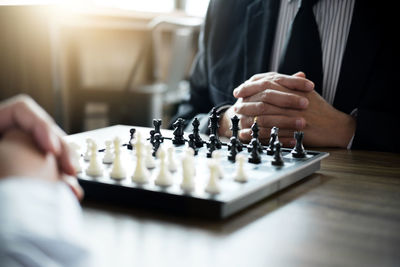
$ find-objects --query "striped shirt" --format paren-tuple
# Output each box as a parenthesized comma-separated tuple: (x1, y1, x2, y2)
(269, 0, 355, 104)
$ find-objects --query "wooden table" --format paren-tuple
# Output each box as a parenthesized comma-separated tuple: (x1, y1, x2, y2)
(70, 126, 400, 267)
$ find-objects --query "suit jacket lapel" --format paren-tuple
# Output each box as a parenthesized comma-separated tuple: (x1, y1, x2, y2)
(244, 0, 280, 80)
(334, 0, 381, 113)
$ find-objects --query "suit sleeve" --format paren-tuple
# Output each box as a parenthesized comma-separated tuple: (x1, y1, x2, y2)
(170, 1, 215, 129)
(351, 26, 400, 152)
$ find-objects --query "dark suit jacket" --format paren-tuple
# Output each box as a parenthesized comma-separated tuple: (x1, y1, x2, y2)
(174, 0, 399, 152)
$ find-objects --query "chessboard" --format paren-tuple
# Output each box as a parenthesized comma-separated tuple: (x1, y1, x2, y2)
(66, 123, 328, 219)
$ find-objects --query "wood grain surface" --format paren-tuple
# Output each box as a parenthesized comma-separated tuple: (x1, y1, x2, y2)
(70, 126, 400, 267)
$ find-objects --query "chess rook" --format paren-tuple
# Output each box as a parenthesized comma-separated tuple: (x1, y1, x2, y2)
(291, 131, 307, 158)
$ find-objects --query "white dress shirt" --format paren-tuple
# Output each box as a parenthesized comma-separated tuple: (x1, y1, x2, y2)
(269, 0, 356, 104)
(0, 177, 93, 267)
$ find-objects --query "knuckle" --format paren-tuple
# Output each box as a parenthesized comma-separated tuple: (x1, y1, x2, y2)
(250, 74, 259, 81)
(263, 89, 273, 101)
(257, 102, 268, 114)
(271, 74, 284, 84)
(235, 103, 243, 113)
(260, 79, 273, 89)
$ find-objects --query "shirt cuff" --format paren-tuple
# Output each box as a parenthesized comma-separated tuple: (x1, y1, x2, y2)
(347, 108, 358, 149)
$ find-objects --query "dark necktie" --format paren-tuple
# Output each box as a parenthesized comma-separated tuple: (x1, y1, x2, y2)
(278, 0, 323, 94)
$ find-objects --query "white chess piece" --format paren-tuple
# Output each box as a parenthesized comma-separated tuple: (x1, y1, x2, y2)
(132, 132, 150, 184)
(145, 143, 156, 169)
(103, 140, 114, 164)
(85, 141, 102, 177)
(205, 162, 221, 194)
(110, 137, 126, 180)
(212, 150, 224, 179)
(167, 146, 178, 172)
(68, 142, 82, 173)
(84, 138, 93, 161)
(180, 153, 195, 193)
(154, 146, 173, 187)
(234, 154, 248, 183)
(183, 147, 196, 176)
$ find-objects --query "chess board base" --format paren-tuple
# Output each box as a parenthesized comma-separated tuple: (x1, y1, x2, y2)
(78, 158, 321, 219)
(67, 125, 329, 219)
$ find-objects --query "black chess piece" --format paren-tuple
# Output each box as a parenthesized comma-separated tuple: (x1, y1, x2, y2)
(206, 134, 218, 158)
(149, 119, 163, 146)
(266, 127, 279, 155)
(247, 121, 263, 154)
(228, 136, 239, 162)
(172, 118, 186, 145)
(208, 107, 222, 149)
(153, 119, 162, 134)
(152, 133, 162, 157)
(149, 130, 155, 145)
(188, 133, 199, 155)
(248, 139, 261, 164)
(127, 128, 136, 150)
(291, 131, 306, 158)
(230, 115, 243, 151)
(271, 141, 284, 166)
(192, 118, 204, 147)
(252, 120, 263, 153)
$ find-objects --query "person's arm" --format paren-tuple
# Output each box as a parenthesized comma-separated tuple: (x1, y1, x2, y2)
(0, 129, 92, 267)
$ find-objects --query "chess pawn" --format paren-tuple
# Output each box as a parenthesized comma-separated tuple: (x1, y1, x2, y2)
(234, 154, 248, 183)
(145, 143, 156, 169)
(188, 134, 199, 155)
(110, 137, 126, 180)
(205, 162, 221, 194)
(68, 142, 82, 173)
(227, 136, 239, 162)
(154, 146, 173, 187)
(212, 150, 224, 179)
(103, 140, 114, 164)
(167, 146, 178, 172)
(271, 141, 284, 166)
(291, 131, 306, 158)
(152, 133, 162, 157)
(84, 138, 93, 161)
(127, 128, 136, 150)
(206, 134, 217, 158)
(132, 132, 150, 184)
(248, 139, 261, 164)
(180, 154, 195, 193)
(86, 142, 103, 177)
(183, 147, 196, 176)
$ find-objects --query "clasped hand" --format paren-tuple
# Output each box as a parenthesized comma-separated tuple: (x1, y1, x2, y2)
(219, 72, 356, 148)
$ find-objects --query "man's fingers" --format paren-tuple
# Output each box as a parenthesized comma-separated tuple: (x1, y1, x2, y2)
(62, 175, 84, 201)
(273, 73, 314, 91)
(235, 102, 299, 117)
(243, 90, 309, 109)
(5, 95, 62, 156)
(257, 115, 306, 129)
(239, 129, 295, 147)
(32, 119, 62, 155)
(233, 73, 314, 98)
(59, 138, 76, 176)
(234, 78, 281, 98)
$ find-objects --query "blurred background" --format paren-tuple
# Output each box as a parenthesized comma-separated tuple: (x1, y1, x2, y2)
(0, 0, 209, 133)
